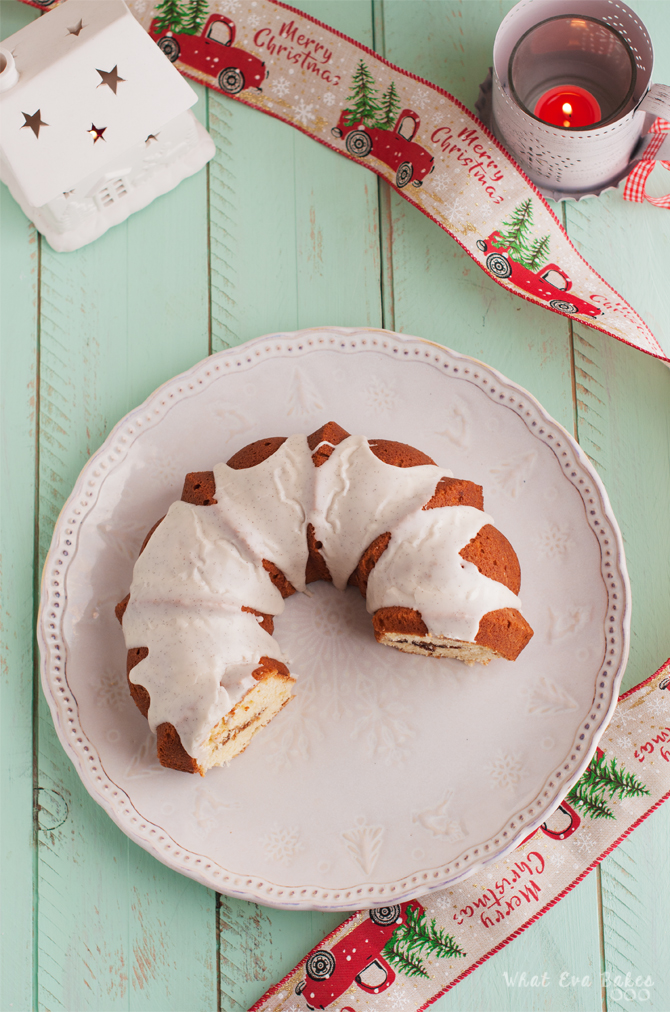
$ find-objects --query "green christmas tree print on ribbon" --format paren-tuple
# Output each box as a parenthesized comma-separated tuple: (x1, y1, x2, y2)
(383, 905, 466, 980)
(344, 62, 404, 132)
(344, 59, 382, 127)
(492, 198, 551, 271)
(567, 749, 650, 821)
(181, 0, 209, 34)
(377, 80, 402, 130)
(153, 0, 208, 34)
(152, 0, 183, 34)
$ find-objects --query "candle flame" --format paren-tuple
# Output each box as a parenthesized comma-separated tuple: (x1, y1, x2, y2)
(562, 103, 573, 116)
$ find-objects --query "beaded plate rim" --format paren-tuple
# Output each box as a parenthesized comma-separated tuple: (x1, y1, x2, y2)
(37, 327, 630, 911)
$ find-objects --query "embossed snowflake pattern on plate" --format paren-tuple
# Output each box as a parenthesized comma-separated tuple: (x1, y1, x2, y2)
(38, 328, 630, 910)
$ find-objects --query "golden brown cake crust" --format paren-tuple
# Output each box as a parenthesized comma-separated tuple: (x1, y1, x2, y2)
(252, 656, 292, 681)
(157, 722, 201, 774)
(226, 436, 287, 470)
(475, 607, 534, 660)
(181, 471, 217, 506)
(115, 592, 130, 624)
(242, 606, 275, 635)
(459, 524, 521, 594)
(348, 532, 392, 596)
(307, 421, 351, 465)
(261, 559, 296, 598)
(127, 646, 150, 716)
(306, 523, 332, 584)
(423, 477, 484, 511)
(373, 606, 429, 638)
(367, 439, 436, 467)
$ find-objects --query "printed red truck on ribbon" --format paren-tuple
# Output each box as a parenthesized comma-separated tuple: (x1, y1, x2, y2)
(295, 903, 419, 1008)
(149, 12, 267, 95)
(331, 107, 434, 190)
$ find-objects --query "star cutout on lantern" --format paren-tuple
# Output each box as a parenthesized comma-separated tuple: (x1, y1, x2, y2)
(96, 66, 125, 94)
(67, 19, 84, 36)
(21, 109, 48, 138)
(88, 123, 107, 143)
(145, 133, 159, 145)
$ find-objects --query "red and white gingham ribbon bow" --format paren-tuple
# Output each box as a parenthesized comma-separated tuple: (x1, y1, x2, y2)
(623, 118, 670, 208)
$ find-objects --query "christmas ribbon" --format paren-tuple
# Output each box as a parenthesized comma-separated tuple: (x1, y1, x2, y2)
(18, 0, 668, 362)
(623, 118, 670, 209)
(250, 659, 670, 1012)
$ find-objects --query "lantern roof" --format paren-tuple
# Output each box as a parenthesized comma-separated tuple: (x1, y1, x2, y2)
(0, 0, 198, 207)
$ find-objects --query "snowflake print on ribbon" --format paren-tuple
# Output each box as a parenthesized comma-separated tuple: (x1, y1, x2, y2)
(572, 827, 599, 854)
(443, 195, 472, 232)
(412, 88, 431, 111)
(551, 847, 567, 869)
(272, 77, 290, 98)
(485, 751, 524, 792)
(323, 91, 336, 107)
(644, 692, 670, 719)
(432, 173, 452, 196)
(386, 990, 413, 1009)
(261, 825, 305, 866)
(247, 13, 261, 29)
(294, 97, 316, 126)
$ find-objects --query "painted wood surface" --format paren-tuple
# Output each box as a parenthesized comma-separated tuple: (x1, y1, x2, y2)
(1, 1, 668, 1010)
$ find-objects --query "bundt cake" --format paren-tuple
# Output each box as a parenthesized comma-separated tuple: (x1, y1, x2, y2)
(115, 422, 533, 774)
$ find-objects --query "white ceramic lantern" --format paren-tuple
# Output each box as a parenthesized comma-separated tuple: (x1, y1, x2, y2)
(491, 0, 655, 197)
(0, 0, 215, 251)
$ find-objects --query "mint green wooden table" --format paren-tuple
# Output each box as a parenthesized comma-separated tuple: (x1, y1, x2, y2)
(2, 1, 669, 1010)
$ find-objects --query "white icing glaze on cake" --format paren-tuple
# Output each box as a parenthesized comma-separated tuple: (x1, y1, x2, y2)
(123, 501, 286, 760)
(312, 435, 454, 591)
(366, 506, 520, 640)
(122, 433, 526, 763)
(212, 433, 313, 593)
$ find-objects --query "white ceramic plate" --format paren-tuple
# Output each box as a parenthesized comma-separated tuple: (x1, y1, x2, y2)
(38, 328, 630, 911)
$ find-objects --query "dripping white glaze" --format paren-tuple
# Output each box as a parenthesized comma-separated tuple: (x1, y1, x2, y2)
(122, 433, 524, 762)
(365, 506, 520, 641)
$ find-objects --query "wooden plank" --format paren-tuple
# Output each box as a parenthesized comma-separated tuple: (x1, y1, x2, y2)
(33, 83, 218, 1010)
(0, 3, 40, 1007)
(600, 805, 670, 1012)
(218, 897, 346, 1011)
(208, 0, 383, 352)
(554, 2, 670, 1008)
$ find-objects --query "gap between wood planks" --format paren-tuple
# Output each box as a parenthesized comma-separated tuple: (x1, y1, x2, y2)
(32, 225, 42, 1012)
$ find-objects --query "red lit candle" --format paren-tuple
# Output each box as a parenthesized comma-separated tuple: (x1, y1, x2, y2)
(534, 85, 602, 129)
